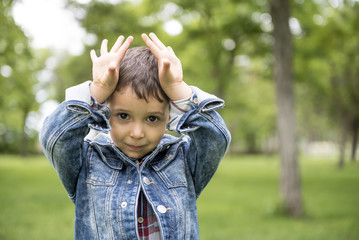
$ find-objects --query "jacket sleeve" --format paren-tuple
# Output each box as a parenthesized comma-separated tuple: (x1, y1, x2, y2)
(168, 86, 231, 198)
(39, 81, 111, 202)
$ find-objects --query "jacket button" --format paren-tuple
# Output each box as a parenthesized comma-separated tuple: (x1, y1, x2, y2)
(138, 217, 144, 224)
(127, 180, 132, 184)
(157, 205, 167, 214)
(121, 202, 127, 208)
(143, 177, 151, 185)
(193, 98, 198, 104)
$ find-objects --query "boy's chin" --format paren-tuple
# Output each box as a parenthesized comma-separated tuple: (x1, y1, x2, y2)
(118, 145, 155, 160)
(120, 150, 144, 160)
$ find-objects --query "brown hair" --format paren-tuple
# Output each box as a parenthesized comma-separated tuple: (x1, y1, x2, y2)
(113, 46, 169, 103)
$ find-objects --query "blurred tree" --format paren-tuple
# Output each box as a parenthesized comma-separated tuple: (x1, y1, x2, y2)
(293, 0, 359, 165)
(0, 0, 42, 155)
(153, 0, 275, 153)
(270, 0, 302, 217)
(292, 1, 336, 143)
(322, 2, 359, 166)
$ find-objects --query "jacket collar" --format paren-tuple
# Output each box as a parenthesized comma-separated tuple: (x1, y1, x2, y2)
(87, 133, 184, 170)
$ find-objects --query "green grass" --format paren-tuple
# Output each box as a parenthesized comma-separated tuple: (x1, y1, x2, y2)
(0, 155, 74, 240)
(197, 155, 359, 240)
(0, 154, 358, 240)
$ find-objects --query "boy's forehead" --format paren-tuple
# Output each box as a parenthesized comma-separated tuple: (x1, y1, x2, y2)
(108, 86, 170, 111)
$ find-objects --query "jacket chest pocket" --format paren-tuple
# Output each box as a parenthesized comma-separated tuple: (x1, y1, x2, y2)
(151, 148, 188, 188)
(86, 148, 119, 186)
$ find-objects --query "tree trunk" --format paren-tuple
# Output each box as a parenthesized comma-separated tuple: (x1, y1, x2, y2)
(338, 126, 347, 168)
(270, 0, 303, 217)
(245, 132, 259, 154)
(20, 106, 30, 156)
(351, 119, 358, 162)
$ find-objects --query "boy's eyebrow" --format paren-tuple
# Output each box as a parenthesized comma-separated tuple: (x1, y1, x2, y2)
(148, 111, 165, 116)
(112, 108, 166, 116)
(111, 108, 130, 113)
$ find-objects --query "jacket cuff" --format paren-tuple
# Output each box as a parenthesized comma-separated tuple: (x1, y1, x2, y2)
(65, 81, 111, 133)
(65, 81, 92, 104)
(167, 86, 225, 131)
(189, 86, 224, 112)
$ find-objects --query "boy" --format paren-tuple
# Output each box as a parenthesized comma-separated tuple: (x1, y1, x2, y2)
(40, 33, 231, 240)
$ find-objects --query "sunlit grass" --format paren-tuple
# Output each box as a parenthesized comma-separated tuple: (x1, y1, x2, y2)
(0, 154, 358, 240)
(197, 155, 359, 240)
(0, 155, 74, 240)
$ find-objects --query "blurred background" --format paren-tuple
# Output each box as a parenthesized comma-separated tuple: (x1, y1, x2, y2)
(0, 0, 358, 239)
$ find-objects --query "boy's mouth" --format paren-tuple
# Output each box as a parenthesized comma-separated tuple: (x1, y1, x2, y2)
(126, 144, 144, 151)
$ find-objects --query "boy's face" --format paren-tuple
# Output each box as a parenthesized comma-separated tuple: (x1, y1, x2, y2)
(108, 86, 170, 159)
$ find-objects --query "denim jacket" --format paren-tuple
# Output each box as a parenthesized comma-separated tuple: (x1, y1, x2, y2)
(40, 82, 231, 240)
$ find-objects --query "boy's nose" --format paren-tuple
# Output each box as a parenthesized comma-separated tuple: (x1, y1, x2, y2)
(130, 123, 145, 138)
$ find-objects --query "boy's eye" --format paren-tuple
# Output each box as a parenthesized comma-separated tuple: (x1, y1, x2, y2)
(118, 113, 129, 120)
(147, 116, 159, 123)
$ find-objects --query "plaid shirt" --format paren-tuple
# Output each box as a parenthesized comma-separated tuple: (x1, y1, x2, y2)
(136, 159, 161, 240)
(136, 99, 191, 240)
(137, 190, 161, 240)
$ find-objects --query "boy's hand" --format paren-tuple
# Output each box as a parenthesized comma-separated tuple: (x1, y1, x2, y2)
(90, 35, 133, 103)
(142, 33, 192, 101)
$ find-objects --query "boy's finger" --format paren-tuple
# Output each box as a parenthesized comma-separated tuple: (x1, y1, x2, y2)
(149, 32, 166, 50)
(90, 49, 97, 61)
(117, 36, 133, 59)
(162, 59, 171, 72)
(167, 46, 177, 56)
(108, 61, 117, 72)
(100, 39, 108, 55)
(142, 33, 160, 58)
(110, 35, 125, 53)
(161, 59, 173, 83)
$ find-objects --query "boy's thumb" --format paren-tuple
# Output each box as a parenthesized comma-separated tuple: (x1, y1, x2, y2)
(162, 59, 171, 71)
(108, 62, 117, 72)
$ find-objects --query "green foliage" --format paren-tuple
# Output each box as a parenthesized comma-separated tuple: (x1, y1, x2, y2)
(1, 154, 358, 239)
(293, 1, 359, 142)
(3, 0, 357, 154)
(0, 0, 43, 154)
